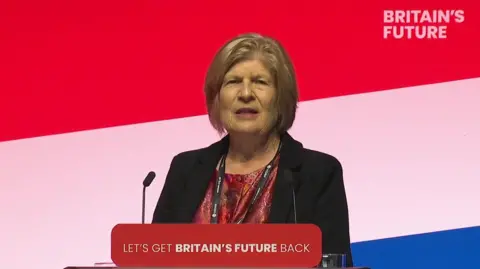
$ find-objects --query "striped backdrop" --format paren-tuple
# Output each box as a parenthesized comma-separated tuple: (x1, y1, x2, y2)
(1, 1, 479, 269)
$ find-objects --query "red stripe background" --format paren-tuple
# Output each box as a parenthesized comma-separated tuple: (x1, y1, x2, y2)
(1, 0, 479, 142)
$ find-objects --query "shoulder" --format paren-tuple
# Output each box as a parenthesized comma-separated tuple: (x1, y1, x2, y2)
(296, 147, 344, 190)
(301, 148, 343, 175)
(169, 147, 208, 168)
(170, 137, 226, 167)
(281, 133, 341, 176)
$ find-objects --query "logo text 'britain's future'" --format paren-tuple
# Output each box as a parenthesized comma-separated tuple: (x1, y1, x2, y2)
(383, 10, 465, 39)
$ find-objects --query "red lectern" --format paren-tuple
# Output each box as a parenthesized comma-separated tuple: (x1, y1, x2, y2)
(73, 224, 369, 268)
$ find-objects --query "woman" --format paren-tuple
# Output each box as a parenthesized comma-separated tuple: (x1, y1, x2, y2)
(152, 33, 353, 266)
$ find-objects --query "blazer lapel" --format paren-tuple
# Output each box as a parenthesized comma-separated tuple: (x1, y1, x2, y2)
(267, 133, 304, 223)
(175, 133, 304, 224)
(176, 136, 228, 222)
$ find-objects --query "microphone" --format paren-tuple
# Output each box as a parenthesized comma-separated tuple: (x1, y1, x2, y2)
(284, 170, 297, 224)
(142, 171, 156, 224)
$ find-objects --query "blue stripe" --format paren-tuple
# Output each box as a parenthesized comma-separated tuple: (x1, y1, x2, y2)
(351, 226, 480, 269)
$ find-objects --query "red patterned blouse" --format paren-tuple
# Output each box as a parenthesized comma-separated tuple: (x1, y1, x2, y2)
(193, 156, 280, 224)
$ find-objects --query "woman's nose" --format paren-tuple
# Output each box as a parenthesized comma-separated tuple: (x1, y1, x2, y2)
(238, 81, 255, 102)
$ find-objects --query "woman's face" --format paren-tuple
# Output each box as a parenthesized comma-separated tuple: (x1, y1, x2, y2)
(218, 59, 276, 135)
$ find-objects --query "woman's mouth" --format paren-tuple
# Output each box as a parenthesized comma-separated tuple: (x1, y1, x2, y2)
(235, 108, 259, 118)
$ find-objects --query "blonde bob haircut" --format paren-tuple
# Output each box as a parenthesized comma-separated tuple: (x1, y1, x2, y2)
(204, 33, 299, 135)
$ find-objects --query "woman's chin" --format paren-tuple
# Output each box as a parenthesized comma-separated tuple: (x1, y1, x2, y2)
(226, 125, 269, 136)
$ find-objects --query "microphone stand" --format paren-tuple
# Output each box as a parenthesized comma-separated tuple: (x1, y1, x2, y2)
(142, 186, 147, 224)
(141, 171, 156, 224)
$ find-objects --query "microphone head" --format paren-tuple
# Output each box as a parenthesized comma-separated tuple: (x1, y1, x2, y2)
(143, 171, 156, 187)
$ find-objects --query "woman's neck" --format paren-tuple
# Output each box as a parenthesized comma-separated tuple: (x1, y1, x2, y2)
(227, 132, 281, 164)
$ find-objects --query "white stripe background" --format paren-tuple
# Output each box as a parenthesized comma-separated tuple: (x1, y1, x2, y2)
(0, 78, 479, 269)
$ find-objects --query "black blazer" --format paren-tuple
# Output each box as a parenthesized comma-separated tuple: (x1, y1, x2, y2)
(152, 133, 353, 266)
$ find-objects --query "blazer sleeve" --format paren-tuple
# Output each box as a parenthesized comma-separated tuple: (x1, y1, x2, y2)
(152, 154, 183, 223)
(312, 158, 353, 266)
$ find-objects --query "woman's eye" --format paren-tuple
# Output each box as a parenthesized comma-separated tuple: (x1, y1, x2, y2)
(255, 79, 268, 85)
(225, 79, 239, 85)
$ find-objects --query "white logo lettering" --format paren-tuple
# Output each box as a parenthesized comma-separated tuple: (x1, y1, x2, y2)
(383, 9, 465, 39)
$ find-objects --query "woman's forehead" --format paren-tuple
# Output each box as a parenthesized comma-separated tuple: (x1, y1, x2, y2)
(225, 60, 272, 77)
